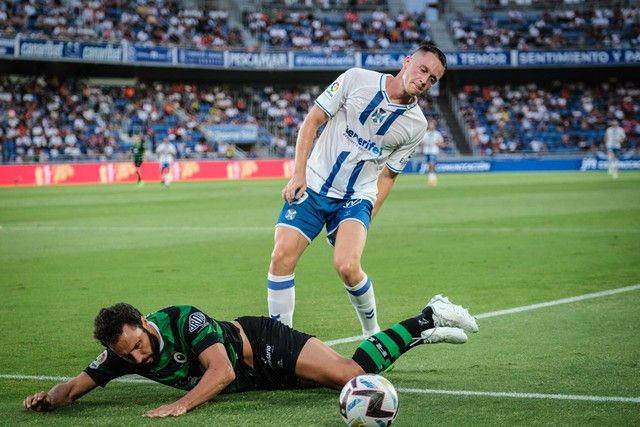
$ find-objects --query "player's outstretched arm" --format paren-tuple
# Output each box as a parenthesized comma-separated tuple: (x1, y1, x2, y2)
(282, 105, 329, 203)
(371, 167, 399, 220)
(144, 343, 235, 418)
(23, 372, 98, 412)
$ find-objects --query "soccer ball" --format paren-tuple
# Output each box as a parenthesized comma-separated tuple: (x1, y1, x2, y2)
(339, 374, 399, 427)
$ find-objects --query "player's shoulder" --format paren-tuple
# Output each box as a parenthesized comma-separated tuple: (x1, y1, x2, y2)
(344, 67, 383, 84)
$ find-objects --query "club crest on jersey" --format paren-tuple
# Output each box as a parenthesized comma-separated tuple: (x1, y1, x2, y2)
(173, 351, 187, 363)
(285, 208, 297, 220)
(90, 350, 108, 369)
(188, 311, 208, 333)
(371, 107, 388, 124)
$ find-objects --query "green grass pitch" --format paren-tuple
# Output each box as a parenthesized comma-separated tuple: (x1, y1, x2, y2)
(1, 171, 639, 425)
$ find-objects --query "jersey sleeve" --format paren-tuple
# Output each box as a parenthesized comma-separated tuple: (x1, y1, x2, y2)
(182, 307, 224, 357)
(386, 129, 425, 173)
(84, 349, 134, 387)
(314, 68, 357, 118)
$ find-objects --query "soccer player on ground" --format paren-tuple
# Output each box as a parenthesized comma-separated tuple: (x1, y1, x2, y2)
(156, 137, 177, 186)
(422, 120, 444, 187)
(604, 119, 626, 179)
(24, 295, 477, 417)
(267, 43, 447, 335)
(131, 135, 145, 187)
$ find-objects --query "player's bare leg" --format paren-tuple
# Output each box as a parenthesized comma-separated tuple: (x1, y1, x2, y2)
(295, 338, 364, 389)
(334, 221, 379, 336)
(267, 226, 309, 327)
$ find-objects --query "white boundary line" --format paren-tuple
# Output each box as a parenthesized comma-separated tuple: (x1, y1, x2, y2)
(3, 284, 640, 404)
(397, 388, 640, 403)
(325, 284, 640, 346)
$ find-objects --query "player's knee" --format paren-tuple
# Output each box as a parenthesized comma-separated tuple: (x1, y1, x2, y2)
(270, 246, 297, 272)
(334, 259, 361, 284)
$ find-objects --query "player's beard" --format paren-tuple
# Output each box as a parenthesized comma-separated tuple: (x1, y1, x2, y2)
(144, 328, 161, 366)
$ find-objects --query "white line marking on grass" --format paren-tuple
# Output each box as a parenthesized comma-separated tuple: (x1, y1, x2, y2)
(324, 284, 640, 346)
(0, 225, 272, 233)
(2, 374, 638, 404)
(393, 226, 640, 234)
(397, 388, 640, 403)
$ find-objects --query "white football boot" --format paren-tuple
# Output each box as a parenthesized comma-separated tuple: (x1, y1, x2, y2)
(426, 294, 479, 333)
(420, 326, 468, 344)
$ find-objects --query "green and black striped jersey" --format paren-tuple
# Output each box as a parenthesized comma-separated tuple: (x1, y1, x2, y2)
(132, 142, 145, 163)
(84, 305, 245, 392)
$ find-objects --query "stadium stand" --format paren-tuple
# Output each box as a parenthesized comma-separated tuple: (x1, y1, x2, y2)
(450, 7, 640, 50)
(456, 80, 640, 155)
(0, 0, 244, 49)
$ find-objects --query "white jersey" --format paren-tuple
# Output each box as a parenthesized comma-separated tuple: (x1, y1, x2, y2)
(422, 129, 443, 155)
(310, 67, 427, 204)
(604, 126, 625, 150)
(156, 142, 177, 164)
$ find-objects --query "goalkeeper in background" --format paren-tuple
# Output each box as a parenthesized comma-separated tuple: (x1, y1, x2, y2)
(131, 135, 145, 187)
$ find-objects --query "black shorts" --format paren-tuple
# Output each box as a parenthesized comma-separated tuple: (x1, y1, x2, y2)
(235, 316, 313, 390)
(134, 160, 143, 167)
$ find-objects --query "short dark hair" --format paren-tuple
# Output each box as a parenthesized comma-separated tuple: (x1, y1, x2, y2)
(94, 303, 143, 347)
(413, 42, 447, 71)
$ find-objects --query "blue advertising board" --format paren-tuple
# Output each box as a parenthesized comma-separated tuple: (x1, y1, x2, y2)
(178, 49, 224, 67)
(517, 49, 640, 66)
(293, 52, 356, 68)
(205, 124, 260, 144)
(0, 39, 15, 56)
(226, 51, 288, 69)
(127, 45, 173, 64)
(79, 43, 123, 62)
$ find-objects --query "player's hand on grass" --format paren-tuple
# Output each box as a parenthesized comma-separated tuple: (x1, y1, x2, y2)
(23, 391, 54, 412)
(144, 402, 188, 418)
(282, 174, 306, 204)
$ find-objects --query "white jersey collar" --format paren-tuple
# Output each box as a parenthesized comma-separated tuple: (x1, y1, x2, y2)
(380, 74, 418, 110)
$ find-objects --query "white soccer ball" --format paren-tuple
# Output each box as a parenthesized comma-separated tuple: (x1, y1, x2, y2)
(338, 374, 399, 427)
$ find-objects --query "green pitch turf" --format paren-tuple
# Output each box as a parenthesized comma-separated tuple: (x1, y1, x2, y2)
(1, 171, 639, 425)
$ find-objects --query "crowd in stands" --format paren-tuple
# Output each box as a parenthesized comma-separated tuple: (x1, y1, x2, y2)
(0, 0, 244, 49)
(451, 7, 640, 50)
(457, 80, 640, 155)
(0, 74, 454, 163)
(244, 9, 433, 51)
(260, 0, 386, 9)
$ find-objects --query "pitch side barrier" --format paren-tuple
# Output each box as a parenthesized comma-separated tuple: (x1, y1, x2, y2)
(1, 37, 639, 70)
(1, 156, 638, 187)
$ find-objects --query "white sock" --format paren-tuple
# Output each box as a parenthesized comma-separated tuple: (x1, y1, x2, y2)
(428, 172, 437, 185)
(345, 275, 380, 336)
(267, 273, 295, 327)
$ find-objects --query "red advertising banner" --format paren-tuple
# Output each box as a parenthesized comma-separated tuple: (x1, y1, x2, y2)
(0, 160, 296, 187)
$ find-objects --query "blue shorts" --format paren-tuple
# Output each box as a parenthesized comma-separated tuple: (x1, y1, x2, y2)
(425, 154, 437, 163)
(276, 188, 373, 245)
(160, 162, 171, 171)
(607, 148, 621, 158)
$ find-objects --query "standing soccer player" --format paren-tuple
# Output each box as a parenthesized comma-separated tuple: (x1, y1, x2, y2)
(604, 120, 626, 179)
(421, 120, 444, 187)
(131, 135, 146, 187)
(266, 43, 447, 335)
(156, 137, 177, 186)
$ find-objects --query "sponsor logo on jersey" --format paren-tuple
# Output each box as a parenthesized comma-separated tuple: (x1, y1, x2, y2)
(285, 208, 297, 220)
(90, 350, 108, 369)
(343, 199, 362, 209)
(188, 311, 208, 333)
(344, 125, 382, 157)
